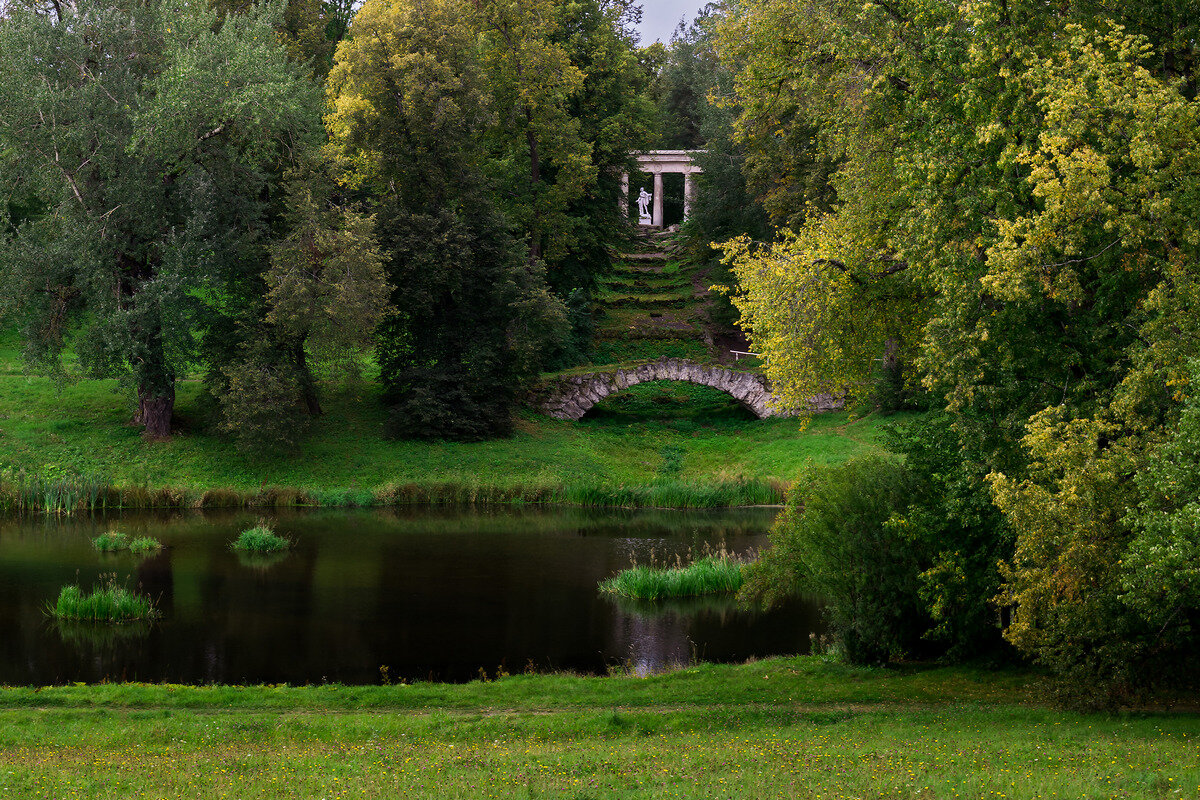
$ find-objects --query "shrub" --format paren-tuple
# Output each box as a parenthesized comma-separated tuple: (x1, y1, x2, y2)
(217, 342, 312, 454)
(231, 522, 290, 553)
(740, 456, 926, 665)
(92, 531, 130, 553)
(48, 577, 156, 622)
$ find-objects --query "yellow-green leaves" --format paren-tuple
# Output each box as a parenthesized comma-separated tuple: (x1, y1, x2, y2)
(720, 212, 921, 414)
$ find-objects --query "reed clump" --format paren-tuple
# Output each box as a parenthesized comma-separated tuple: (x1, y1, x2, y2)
(47, 576, 156, 622)
(599, 542, 754, 600)
(231, 521, 290, 553)
(0, 469, 115, 515)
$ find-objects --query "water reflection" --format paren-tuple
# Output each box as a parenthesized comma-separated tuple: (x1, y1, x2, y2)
(0, 507, 822, 685)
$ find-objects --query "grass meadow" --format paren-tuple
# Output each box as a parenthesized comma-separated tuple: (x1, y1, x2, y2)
(0, 658, 1196, 799)
(0, 328, 898, 506)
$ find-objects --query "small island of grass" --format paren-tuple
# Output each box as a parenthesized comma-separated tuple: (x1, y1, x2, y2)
(91, 531, 129, 553)
(48, 579, 156, 622)
(93, 531, 162, 555)
(231, 522, 290, 554)
(128, 536, 163, 555)
(599, 548, 751, 600)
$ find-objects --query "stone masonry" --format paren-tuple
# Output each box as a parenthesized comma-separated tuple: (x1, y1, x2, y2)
(535, 358, 842, 421)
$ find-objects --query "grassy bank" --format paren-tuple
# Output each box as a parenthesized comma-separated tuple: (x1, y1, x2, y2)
(0, 658, 1197, 798)
(0, 339, 901, 509)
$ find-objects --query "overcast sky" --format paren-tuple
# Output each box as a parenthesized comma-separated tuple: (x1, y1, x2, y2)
(637, 1, 699, 44)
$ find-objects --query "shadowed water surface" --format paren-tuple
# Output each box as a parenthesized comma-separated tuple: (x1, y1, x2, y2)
(0, 507, 821, 684)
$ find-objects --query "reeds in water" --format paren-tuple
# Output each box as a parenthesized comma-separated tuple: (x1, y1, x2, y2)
(598, 542, 755, 600)
(47, 576, 156, 622)
(0, 470, 115, 515)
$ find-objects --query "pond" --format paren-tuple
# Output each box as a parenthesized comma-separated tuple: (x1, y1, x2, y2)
(0, 507, 822, 685)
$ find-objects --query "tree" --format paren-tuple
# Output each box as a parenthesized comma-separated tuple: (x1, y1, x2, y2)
(472, 0, 593, 268)
(0, 0, 321, 437)
(643, 7, 773, 343)
(264, 178, 391, 415)
(326, 0, 567, 440)
(717, 0, 1200, 692)
(546, 0, 655, 298)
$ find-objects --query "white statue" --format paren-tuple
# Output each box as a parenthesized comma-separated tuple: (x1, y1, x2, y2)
(637, 187, 652, 225)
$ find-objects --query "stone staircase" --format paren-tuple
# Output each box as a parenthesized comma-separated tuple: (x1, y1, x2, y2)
(590, 230, 714, 365)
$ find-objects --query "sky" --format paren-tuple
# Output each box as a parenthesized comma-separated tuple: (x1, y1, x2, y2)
(637, 1, 699, 44)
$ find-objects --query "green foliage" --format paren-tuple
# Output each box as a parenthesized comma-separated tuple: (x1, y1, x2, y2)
(216, 340, 313, 454)
(92, 531, 130, 553)
(599, 550, 748, 600)
(231, 522, 291, 553)
(327, 0, 570, 440)
(884, 414, 1012, 661)
(717, 0, 1200, 695)
(742, 457, 924, 664)
(48, 577, 156, 622)
(0, 0, 322, 437)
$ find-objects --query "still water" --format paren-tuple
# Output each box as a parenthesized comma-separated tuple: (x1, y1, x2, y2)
(0, 507, 821, 685)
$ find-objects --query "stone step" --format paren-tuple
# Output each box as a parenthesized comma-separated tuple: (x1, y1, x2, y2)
(618, 251, 669, 261)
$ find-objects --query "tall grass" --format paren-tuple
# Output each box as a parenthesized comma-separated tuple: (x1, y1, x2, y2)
(0, 472, 785, 517)
(0, 470, 114, 515)
(371, 477, 785, 509)
(599, 543, 754, 600)
(48, 577, 156, 622)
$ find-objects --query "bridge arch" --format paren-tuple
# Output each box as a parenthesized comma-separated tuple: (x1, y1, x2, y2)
(536, 358, 785, 421)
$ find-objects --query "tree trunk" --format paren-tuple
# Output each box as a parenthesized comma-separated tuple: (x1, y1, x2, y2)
(526, 107, 542, 263)
(136, 383, 175, 439)
(293, 339, 323, 416)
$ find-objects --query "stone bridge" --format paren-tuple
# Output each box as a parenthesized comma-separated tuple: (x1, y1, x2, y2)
(535, 358, 791, 421)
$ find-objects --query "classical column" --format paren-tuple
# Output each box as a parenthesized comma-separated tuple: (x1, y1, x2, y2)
(620, 172, 629, 219)
(683, 171, 696, 220)
(652, 170, 664, 228)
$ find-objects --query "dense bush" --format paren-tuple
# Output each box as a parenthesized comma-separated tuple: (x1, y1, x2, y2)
(741, 457, 925, 665)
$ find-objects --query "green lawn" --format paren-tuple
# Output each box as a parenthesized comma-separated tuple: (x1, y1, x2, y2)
(0, 658, 1196, 799)
(0, 362, 902, 500)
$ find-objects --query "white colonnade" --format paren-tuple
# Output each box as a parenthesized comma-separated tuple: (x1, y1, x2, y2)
(620, 150, 704, 228)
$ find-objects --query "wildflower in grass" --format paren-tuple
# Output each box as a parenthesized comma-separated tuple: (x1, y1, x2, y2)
(230, 520, 290, 553)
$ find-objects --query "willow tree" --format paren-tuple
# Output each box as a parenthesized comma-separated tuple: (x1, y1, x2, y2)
(0, 0, 321, 437)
